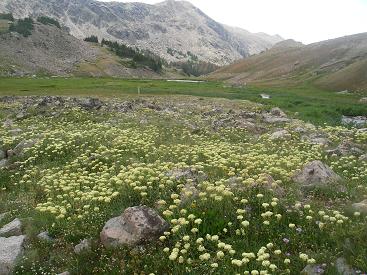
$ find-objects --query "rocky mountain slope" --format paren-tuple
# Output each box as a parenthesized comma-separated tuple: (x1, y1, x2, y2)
(0, 0, 283, 66)
(208, 33, 367, 92)
(0, 22, 166, 78)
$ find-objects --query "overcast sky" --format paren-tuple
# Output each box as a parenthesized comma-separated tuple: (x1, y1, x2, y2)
(101, 0, 367, 44)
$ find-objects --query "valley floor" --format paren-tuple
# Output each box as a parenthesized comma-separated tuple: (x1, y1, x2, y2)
(0, 79, 366, 274)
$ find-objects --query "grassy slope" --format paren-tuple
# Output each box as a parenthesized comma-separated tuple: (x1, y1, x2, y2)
(0, 19, 9, 33)
(0, 77, 366, 125)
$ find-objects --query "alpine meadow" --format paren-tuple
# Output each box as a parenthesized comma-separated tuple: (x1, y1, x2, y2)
(0, 1, 366, 275)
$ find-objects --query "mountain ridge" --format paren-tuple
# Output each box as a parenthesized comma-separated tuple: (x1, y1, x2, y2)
(208, 32, 367, 92)
(0, 0, 283, 66)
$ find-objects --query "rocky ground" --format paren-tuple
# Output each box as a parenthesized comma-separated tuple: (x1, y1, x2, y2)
(0, 95, 366, 274)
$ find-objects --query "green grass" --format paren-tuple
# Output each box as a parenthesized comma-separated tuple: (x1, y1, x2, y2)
(0, 77, 366, 125)
(1, 98, 366, 274)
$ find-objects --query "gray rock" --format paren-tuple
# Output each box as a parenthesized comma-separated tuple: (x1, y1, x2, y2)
(307, 137, 331, 146)
(8, 129, 22, 136)
(327, 141, 364, 156)
(270, 130, 291, 140)
(335, 257, 357, 275)
(100, 206, 169, 248)
(270, 107, 287, 118)
(359, 97, 367, 104)
(0, 218, 22, 237)
(293, 161, 341, 186)
(74, 238, 92, 254)
(11, 139, 37, 156)
(37, 231, 53, 242)
(360, 154, 367, 161)
(351, 200, 367, 214)
(0, 159, 8, 169)
(166, 168, 207, 183)
(56, 272, 70, 275)
(263, 115, 290, 124)
(0, 235, 26, 275)
(301, 264, 325, 274)
(342, 116, 367, 127)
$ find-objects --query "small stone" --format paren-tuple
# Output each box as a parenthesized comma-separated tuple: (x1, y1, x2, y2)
(0, 218, 22, 237)
(74, 238, 92, 254)
(56, 272, 70, 275)
(335, 257, 357, 275)
(0, 235, 26, 275)
(352, 200, 367, 214)
(0, 159, 8, 169)
(270, 130, 291, 140)
(270, 107, 287, 118)
(359, 97, 367, 104)
(37, 231, 53, 242)
(301, 264, 325, 274)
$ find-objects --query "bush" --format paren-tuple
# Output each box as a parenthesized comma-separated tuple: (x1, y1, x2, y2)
(37, 16, 61, 29)
(9, 17, 34, 37)
(0, 13, 14, 21)
(84, 35, 99, 43)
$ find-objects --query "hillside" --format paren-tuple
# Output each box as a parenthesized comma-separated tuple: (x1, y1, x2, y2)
(0, 0, 283, 66)
(209, 33, 367, 92)
(0, 21, 166, 78)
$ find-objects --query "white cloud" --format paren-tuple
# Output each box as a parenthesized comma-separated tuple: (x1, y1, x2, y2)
(101, 0, 367, 44)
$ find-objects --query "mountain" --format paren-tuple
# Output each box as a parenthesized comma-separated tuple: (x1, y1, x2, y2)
(208, 33, 367, 92)
(0, 0, 283, 66)
(0, 21, 165, 78)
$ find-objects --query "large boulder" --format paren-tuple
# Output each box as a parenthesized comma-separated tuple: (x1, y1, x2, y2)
(0, 218, 22, 237)
(100, 206, 169, 248)
(293, 161, 342, 187)
(0, 235, 26, 275)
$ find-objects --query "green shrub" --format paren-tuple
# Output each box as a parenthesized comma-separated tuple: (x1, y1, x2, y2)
(0, 13, 14, 21)
(9, 17, 34, 37)
(37, 16, 61, 29)
(84, 35, 99, 43)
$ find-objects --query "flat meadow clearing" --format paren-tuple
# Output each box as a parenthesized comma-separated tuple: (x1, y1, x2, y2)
(0, 77, 366, 275)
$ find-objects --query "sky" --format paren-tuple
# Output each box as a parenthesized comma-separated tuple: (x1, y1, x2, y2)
(102, 0, 367, 44)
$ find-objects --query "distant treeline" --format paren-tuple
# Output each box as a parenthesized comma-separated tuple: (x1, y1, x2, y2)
(3, 14, 61, 37)
(37, 16, 61, 29)
(9, 17, 34, 37)
(101, 39, 163, 72)
(174, 61, 219, 77)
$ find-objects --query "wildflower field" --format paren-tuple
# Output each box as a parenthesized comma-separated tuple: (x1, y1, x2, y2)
(0, 80, 366, 275)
